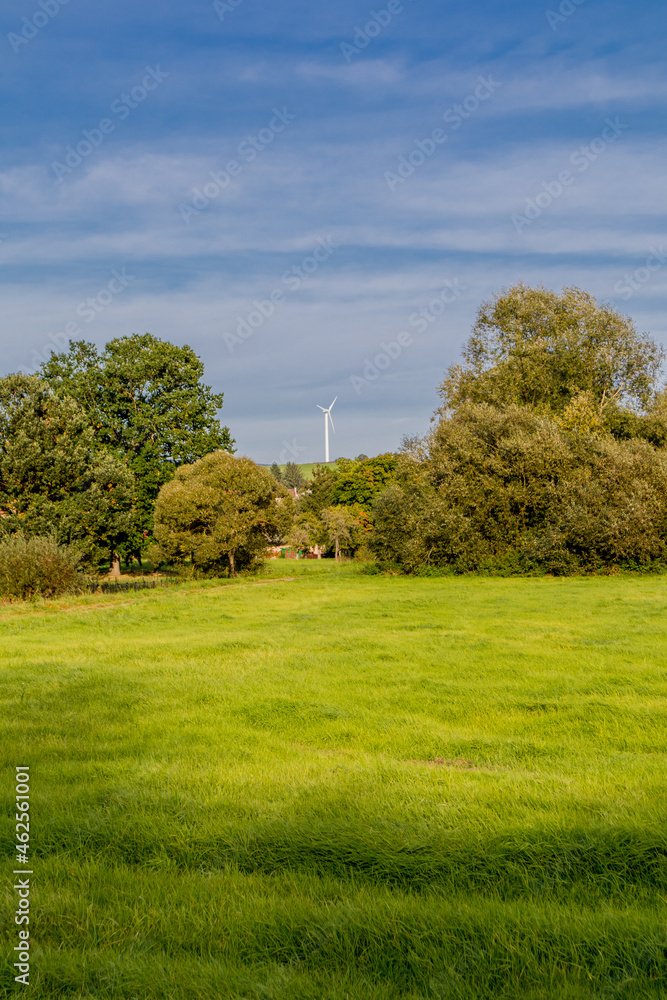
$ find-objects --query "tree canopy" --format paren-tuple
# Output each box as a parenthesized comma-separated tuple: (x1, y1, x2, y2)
(0, 374, 135, 565)
(439, 284, 664, 417)
(4, 283, 664, 580)
(153, 451, 292, 575)
(40, 333, 234, 555)
(371, 403, 667, 574)
(368, 283, 667, 575)
(291, 455, 396, 557)
(330, 453, 398, 506)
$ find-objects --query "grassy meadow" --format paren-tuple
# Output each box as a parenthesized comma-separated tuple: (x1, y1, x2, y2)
(1, 561, 667, 999)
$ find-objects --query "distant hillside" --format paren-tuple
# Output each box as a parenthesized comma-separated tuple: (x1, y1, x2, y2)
(264, 461, 339, 481)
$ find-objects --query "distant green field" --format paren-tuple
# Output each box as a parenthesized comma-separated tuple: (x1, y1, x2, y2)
(1, 563, 667, 998)
(263, 461, 340, 480)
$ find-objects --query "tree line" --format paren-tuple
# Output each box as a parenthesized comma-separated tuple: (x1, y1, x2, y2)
(372, 284, 667, 574)
(3, 284, 667, 591)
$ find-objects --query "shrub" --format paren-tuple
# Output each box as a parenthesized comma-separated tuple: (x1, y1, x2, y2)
(0, 534, 83, 601)
(371, 404, 667, 575)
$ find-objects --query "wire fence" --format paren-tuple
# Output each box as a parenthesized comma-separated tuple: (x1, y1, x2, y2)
(82, 576, 183, 596)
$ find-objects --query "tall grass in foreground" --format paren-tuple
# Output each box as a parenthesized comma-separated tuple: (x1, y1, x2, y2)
(1, 562, 666, 998)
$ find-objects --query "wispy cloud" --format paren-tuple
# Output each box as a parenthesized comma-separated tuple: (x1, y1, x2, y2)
(2, 0, 667, 459)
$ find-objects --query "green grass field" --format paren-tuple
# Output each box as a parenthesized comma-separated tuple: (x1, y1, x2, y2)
(2, 562, 667, 999)
(267, 462, 337, 480)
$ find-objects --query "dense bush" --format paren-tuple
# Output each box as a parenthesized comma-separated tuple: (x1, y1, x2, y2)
(0, 534, 83, 600)
(371, 404, 667, 574)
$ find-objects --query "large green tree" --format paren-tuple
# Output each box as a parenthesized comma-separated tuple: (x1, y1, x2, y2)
(296, 465, 339, 529)
(40, 334, 234, 558)
(371, 404, 667, 574)
(153, 452, 292, 576)
(330, 453, 397, 506)
(0, 375, 135, 567)
(439, 285, 664, 417)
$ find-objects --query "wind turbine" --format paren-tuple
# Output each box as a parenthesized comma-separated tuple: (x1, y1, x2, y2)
(316, 396, 337, 463)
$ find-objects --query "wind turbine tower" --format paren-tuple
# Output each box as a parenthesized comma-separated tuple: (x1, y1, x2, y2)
(316, 396, 337, 463)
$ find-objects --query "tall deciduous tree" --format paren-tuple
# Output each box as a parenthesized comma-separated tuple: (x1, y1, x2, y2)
(40, 334, 235, 558)
(439, 285, 664, 416)
(0, 375, 135, 567)
(153, 452, 292, 576)
(321, 506, 358, 561)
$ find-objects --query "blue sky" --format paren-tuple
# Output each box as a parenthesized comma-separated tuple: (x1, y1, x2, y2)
(1, 0, 666, 462)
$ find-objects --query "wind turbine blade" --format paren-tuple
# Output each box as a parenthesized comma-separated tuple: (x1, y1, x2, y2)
(316, 405, 326, 411)
(329, 396, 338, 410)
(328, 412, 335, 434)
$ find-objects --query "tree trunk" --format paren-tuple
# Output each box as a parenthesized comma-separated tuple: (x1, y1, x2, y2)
(335, 538, 340, 561)
(229, 551, 236, 577)
(110, 552, 121, 577)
